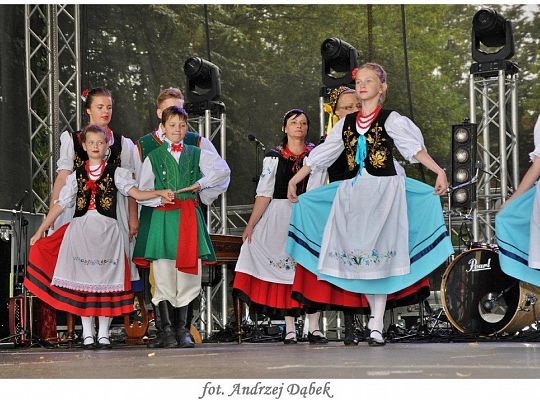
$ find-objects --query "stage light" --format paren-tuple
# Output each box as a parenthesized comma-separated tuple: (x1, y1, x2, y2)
(321, 37, 359, 88)
(471, 8, 514, 63)
(451, 121, 477, 209)
(0, 225, 10, 242)
(183, 57, 223, 115)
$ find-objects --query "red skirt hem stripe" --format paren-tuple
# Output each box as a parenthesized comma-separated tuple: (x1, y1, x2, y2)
(291, 265, 430, 311)
(233, 271, 303, 314)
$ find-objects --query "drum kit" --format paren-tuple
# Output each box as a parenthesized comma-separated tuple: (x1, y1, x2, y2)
(439, 241, 540, 336)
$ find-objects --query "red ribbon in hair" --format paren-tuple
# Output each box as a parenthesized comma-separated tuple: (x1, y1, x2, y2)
(156, 198, 198, 275)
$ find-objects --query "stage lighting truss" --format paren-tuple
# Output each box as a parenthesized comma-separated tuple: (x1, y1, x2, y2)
(471, 8, 515, 65)
(451, 122, 477, 209)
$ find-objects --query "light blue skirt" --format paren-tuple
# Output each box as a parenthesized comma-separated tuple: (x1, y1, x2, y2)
(495, 187, 540, 286)
(287, 177, 454, 294)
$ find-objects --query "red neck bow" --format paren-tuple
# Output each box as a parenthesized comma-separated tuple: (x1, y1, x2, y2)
(171, 142, 182, 153)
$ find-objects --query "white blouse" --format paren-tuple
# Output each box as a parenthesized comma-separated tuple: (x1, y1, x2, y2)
(529, 115, 540, 162)
(255, 156, 279, 198)
(55, 167, 137, 209)
(306, 111, 426, 172)
(137, 139, 230, 207)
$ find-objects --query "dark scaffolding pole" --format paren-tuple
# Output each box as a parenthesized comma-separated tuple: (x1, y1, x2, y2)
(400, 5, 426, 182)
(204, 5, 212, 62)
(366, 5, 373, 61)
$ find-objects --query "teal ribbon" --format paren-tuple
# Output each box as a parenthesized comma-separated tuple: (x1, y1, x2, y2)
(353, 134, 367, 184)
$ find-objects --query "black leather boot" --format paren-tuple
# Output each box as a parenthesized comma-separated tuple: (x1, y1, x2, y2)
(174, 306, 194, 348)
(158, 301, 177, 348)
(343, 312, 359, 346)
(147, 302, 163, 348)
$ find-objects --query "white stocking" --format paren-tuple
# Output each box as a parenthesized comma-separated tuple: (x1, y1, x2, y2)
(81, 316, 94, 344)
(98, 316, 111, 343)
(307, 312, 323, 336)
(284, 316, 296, 339)
(365, 294, 387, 340)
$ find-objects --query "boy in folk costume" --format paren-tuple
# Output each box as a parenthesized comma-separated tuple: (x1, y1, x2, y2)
(134, 88, 226, 347)
(137, 105, 230, 347)
(24, 125, 174, 349)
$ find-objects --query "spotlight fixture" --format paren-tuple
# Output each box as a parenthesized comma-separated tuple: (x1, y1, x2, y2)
(183, 57, 224, 116)
(321, 37, 359, 88)
(451, 121, 477, 209)
(471, 8, 514, 63)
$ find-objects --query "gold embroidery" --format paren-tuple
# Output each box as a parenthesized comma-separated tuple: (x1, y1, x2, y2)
(343, 125, 358, 171)
(366, 123, 388, 169)
(76, 174, 87, 210)
(97, 175, 114, 210)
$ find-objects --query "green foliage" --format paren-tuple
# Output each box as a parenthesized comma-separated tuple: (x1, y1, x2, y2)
(80, 4, 540, 204)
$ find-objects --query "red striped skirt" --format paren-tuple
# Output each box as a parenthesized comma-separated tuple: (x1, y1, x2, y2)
(233, 271, 305, 317)
(291, 265, 430, 312)
(23, 223, 134, 317)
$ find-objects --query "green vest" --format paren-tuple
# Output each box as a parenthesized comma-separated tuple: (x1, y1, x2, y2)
(133, 131, 204, 260)
(142, 143, 215, 262)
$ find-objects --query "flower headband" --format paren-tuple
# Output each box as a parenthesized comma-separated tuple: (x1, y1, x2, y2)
(81, 88, 90, 102)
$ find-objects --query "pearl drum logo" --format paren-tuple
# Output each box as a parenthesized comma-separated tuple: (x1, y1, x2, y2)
(466, 257, 492, 273)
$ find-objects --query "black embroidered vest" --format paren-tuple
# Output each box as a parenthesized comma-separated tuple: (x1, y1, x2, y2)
(73, 131, 123, 169)
(73, 163, 118, 219)
(266, 144, 314, 199)
(337, 109, 396, 180)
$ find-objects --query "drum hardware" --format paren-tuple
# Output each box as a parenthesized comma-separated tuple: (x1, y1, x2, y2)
(442, 247, 540, 335)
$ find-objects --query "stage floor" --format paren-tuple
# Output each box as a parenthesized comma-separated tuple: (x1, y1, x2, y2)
(0, 340, 539, 379)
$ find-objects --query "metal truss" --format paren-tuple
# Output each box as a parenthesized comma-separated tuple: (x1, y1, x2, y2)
(25, 4, 81, 213)
(469, 66, 519, 243)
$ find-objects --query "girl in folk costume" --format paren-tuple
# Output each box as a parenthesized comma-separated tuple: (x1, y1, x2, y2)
(137, 106, 230, 348)
(287, 63, 454, 346)
(496, 115, 540, 286)
(50, 88, 143, 292)
(24, 125, 174, 349)
(310, 87, 434, 345)
(233, 109, 328, 345)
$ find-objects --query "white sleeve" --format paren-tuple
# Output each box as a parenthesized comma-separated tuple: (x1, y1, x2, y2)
(255, 156, 278, 198)
(55, 172, 77, 208)
(120, 136, 140, 176)
(197, 148, 231, 205)
(199, 136, 219, 155)
(529, 116, 540, 162)
(56, 131, 75, 172)
(385, 111, 426, 164)
(305, 118, 345, 171)
(136, 158, 162, 207)
(114, 167, 137, 197)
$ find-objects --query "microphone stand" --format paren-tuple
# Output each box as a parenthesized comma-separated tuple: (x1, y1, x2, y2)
(250, 139, 265, 196)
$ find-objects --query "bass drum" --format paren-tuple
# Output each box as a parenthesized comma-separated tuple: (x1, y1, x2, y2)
(441, 247, 540, 335)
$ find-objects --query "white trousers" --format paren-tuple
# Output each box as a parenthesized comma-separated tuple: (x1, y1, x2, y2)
(151, 259, 202, 307)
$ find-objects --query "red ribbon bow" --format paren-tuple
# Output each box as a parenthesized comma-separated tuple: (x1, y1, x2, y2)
(171, 143, 182, 152)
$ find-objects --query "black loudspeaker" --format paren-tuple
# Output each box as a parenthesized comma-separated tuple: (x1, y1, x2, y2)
(451, 122, 477, 209)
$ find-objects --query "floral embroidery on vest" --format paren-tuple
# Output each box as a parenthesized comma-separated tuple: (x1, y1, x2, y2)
(366, 123, 388, 169)
(97, 174, 114, 210)
(343, 125, 358, 171)
(76, 174, 88, 211)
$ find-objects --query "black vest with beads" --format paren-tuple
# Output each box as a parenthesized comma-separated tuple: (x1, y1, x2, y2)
(72, 131, 123, 169)
(73, 163, 118, 219)
(331, 109, 395, 181)
(267, 144, 314, 199)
